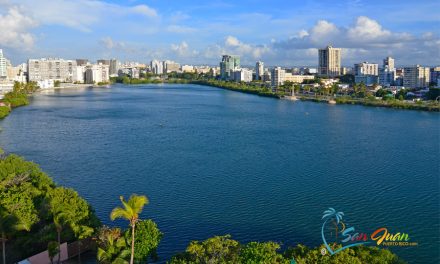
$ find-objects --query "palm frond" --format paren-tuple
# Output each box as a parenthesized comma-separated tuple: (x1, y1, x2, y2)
(110, 207, 131, 221)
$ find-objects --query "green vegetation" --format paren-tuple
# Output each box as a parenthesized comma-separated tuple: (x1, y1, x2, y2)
(169, 235, 405, 264)
(0, 152, 99, 263)
(54, 81, 61, 88)
(194, 80, 280, 98)
(124, 220, 162, 263)
(0, 107, 10, 119)
(0, 81, 40, 119)
(0, 148, 406, 263)
(97, 227, 130, 264)
(110, 194, 149, 264)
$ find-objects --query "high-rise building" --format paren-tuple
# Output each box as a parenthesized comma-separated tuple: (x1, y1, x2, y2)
(231, 68, 253, 83)
(150, 60, 163, 75)
(403, 65, 430, 89)
(220, 55, 240, 80)
(379, 57, 396, 87)
(0, 49, 7, 79)
(109, 59, 119, 76)
(85, 64, 109, 84)
(255, 61, 264, 81)
(354, 62, 379, 76)
(28, 58, 77, 82)
(76, 59, 88, 66)
(163, 60, 180, 73)
(383, 56, 395, 70)
(271, 67, 285, 87)
(430, 67, 440, 87)
(318, 46, 341, 77)
(97, 59, 110, 66)
(73, 66, 86, 83)
(354, 62, 379, 85)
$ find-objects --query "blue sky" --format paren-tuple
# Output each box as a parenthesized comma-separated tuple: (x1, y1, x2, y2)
(1, 0, 439, 66)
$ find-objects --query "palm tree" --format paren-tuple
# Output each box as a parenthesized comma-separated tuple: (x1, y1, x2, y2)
(110, 194, 148, 264)
(321, 207, 344, 255)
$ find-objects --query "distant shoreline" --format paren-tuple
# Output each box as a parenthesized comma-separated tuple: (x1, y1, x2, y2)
(191, 80, 440, 112)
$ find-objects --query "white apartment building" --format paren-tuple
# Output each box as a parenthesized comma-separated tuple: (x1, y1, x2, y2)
(73, 66, 86, 83)
(318, 46, 341, 77)
(0, 49, 7, 79)
(231, 68, 253, 83)
(354, 62, 379, 85)
(271, 67, 314, 87)
(383, 56, 395, 69)
(181, 65, 195, 73)
(271, 67, 286, 87)
(255, 61, 264, 80)
(85, 64, 110, 84)
(403, 65, 430, 89)
(151, 60, 163, 75)
(28, 58, 76, 82)
(354, 62, 379, 76)
(163, 60, 180, 73)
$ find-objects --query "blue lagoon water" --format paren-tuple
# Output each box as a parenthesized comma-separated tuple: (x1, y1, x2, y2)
(0, 84, 439, 263)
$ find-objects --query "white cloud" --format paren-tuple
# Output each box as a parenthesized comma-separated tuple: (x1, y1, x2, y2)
(221, 36, 271, 61)
(171, 41, 199, 57)
(2, 0, 159, 33)
(0, 6, 37, 50)
(347, 16, 390, 41)
(166, 25, 197, 34)
(310, 20, 339, 43)
(131, 5, 158, 17)
(272, 16, 440, 65)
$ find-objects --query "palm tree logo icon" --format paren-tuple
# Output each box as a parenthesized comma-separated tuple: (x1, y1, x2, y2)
(321, 207, 368, 255)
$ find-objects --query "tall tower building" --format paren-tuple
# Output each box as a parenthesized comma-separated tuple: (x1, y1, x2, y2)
(220, 55, 240, 80)
(383, 57, 395, 70)
(271, 67, 285, 87)
(379, 57, 396, 86)
(150, 60, 163, 75)
(318, 46, 341, 77)
(403, 65, 430, 89)
(255, 61, 264, 81)
(0, 49, 7, 79)
(109, 59, 119, 76)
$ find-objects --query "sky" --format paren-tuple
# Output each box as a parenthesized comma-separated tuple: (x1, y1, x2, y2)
(0, 0, 439, 67)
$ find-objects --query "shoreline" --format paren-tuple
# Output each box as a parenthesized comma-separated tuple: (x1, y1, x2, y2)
(191, 80, 440, 112)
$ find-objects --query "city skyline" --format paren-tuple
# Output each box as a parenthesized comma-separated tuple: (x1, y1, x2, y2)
(0, 0, 439, 66)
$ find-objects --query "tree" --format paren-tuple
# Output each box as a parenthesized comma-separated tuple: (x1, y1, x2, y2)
(124, 219, 162, 263)
(331, 83, 339, 95)
(284, 244, 405, 264)
(170, 235, 240, 263)
(48, 241, 59, 264)
(239, 241, 286, 263)
(97, 227, 130, 264)
(110, 194, 148, 264)
(49, 187, 90, 263)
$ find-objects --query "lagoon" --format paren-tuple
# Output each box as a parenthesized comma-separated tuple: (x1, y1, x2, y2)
(0, 84, 439, 263)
